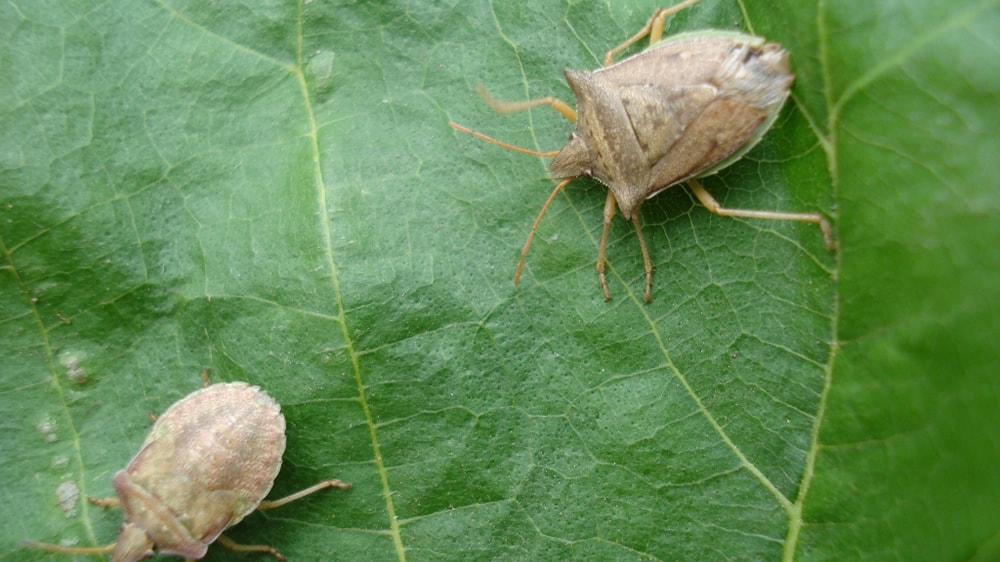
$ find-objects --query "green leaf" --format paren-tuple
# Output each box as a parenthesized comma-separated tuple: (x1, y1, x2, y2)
(2, 0, 997, 560)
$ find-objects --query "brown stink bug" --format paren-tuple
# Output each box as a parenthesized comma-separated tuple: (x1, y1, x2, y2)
(25, 370, 351, 561)
(450, 0, 835, 302)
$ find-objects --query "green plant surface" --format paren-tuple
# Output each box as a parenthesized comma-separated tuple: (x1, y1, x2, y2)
(2, 0, 997, 560)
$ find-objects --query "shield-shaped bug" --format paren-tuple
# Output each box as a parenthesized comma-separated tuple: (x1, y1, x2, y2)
(25, 371, 351, 561)
(451, 0, 835, 302)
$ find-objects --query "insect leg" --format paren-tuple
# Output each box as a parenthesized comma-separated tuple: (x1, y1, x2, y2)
(688, 179, 836, 251)
(476, 85, 576, 122)
(216, 535, 287, 562)
(596, 191, 617, 301)
(88, 496, 120, 508)
(597, 196, 654, 302)
(256, 479, 352, 511)
(602, 0, 705, 66)
(515, 178, 575, 286)
(631, 214, 654, 303)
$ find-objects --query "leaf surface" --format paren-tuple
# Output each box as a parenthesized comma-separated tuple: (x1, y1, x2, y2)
(1, 1, 997, 560)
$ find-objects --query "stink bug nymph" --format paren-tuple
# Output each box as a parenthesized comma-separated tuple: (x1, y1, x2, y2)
(450, 0, 835, 302)
(25, 371, 351, 561)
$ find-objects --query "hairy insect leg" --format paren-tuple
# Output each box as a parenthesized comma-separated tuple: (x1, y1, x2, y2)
(602, 0, 705, 66)
(476, 85, 577, 122)
(257, 479, 352, 510)
(217, 534, 289, 562)
(596, 191, 617, 301)
(215, 480, 349, 561)
(688, 179, 836, 251)
(515, 178, 575, 287)
(631, 214, 654, 303)
(88, 496, 120, 508)
(596, 194, 653, 301)
(22, 540, 116, 556)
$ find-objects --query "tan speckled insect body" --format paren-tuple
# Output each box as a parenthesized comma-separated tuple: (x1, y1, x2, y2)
(451, 1, 834, 301)
(26, 376, 350, 561)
